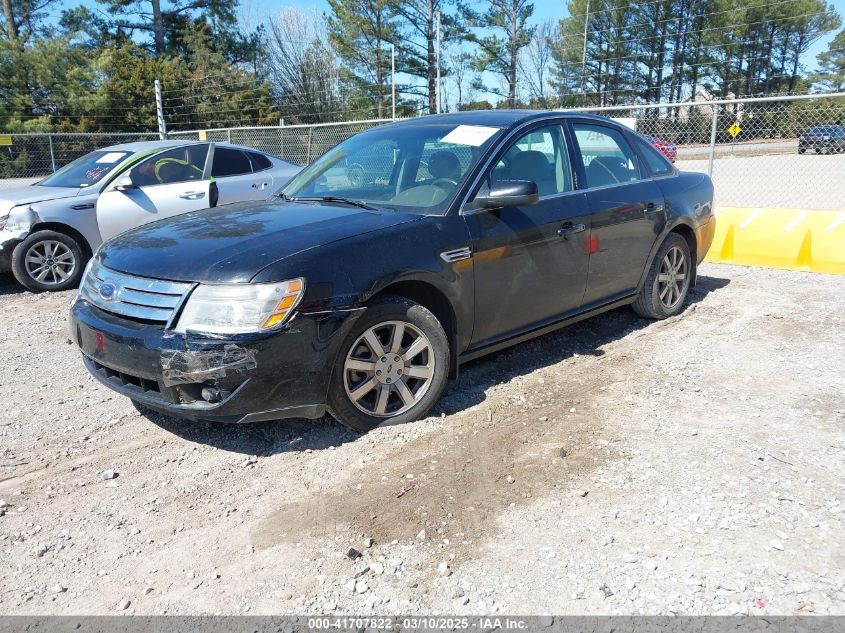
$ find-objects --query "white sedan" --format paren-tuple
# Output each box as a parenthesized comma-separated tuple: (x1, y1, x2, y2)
(0, 141, 301, 291)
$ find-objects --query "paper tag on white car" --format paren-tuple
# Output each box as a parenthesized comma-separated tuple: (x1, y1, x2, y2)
(96, 152, 127, 164)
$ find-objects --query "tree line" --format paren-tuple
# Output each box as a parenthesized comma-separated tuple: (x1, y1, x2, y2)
(1, 0, 844, 132)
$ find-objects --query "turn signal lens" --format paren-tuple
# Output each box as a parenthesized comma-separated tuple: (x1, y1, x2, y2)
(261, 311, 289, 329)
(259, 280, 306, 330)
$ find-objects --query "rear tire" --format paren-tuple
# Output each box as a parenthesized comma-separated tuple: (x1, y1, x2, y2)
(327, 295, 449, 432)
(11, 230, 86, 293)
(632, 233, 692, 320)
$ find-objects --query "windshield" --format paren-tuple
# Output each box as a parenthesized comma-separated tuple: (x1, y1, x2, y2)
(280, 122, 504, 215)
(39, 150, 132, 188)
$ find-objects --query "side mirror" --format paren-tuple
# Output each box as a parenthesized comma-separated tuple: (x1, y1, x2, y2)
(114, 174, 137, 192)
(471, 180, 539, 211)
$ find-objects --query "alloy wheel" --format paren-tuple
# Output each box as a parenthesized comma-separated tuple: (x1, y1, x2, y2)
(343, 320, 435, 417)
(657, 245, 688, 310)
(24, 240, 76, 286)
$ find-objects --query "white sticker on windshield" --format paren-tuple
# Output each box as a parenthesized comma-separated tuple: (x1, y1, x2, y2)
(96, 152, 126, 164)
(441, 125, 499, 147)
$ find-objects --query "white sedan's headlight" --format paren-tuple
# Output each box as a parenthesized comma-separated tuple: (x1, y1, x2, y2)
(174, 279, 305, 334)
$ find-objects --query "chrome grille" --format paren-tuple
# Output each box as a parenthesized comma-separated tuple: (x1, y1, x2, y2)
(79, 260, 193, 324)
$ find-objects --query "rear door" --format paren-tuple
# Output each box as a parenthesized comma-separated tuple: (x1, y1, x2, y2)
(212, 147, 273, 205)
(96, 144, 212, 241)
(569, 121, 666, 304)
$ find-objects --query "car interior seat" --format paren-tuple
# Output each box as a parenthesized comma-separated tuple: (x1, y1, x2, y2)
(509, 150, 556, 196)
(428, 150, 462, 182)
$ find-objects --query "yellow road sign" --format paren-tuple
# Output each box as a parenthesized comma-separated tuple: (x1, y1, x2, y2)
(0, 135, 12, 146)
(198, 130, 207, 141)
(728, 122, 742, 138)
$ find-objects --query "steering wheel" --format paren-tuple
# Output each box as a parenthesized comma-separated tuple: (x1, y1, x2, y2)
(432, 178, 458, 188)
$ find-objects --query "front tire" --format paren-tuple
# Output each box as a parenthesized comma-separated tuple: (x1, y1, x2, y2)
(632, 233, 692, 320)
(11, 230, 86, 292)
(327, 295, 449, 432)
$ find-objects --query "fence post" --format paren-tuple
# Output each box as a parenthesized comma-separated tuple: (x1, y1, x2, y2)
(154, 80, 168, 140)
(227, 129, 232, 144)
(707, 104, 718, 177)
(48, 134, 57, 172)
(306, 127, 313, 164)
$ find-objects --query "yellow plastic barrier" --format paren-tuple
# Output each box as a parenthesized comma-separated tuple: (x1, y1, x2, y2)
(705, 207, 845, 274)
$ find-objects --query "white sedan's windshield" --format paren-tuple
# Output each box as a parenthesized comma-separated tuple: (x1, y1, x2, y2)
(281, 123, 503, 215)
(39, 150, 131, 188)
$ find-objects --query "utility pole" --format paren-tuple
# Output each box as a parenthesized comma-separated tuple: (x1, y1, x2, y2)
(436, 11, 442, 114)
(580, 0, 590, 105)
(391, 43, 396, 121)
(154, 80, 167, 140)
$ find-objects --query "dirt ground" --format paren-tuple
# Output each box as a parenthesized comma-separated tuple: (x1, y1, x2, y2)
(0, 262, 843, 616)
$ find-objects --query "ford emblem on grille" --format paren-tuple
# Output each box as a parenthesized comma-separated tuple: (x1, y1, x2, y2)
(98, 282, 118, 300)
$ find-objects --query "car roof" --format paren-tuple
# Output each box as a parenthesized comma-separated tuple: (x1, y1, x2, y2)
(98, 140, 271, 153)
(385, 110, 621, 131)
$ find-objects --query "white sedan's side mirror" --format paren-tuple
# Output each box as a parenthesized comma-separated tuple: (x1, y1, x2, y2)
(114, 175, 137, 192)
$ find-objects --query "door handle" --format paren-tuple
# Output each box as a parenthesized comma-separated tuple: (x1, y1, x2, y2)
(179, 191, 206, 200)
(251, 182, 270, 189)
(557, 222, 586, 239)
(644, 202, 663, 214)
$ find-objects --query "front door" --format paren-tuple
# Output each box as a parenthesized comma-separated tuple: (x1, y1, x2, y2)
(466, 123, 591, 347)
(569, 121, 665, 304)
(96, 144, 212, 242)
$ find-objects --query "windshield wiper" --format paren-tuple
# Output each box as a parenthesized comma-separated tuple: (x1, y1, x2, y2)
(291, 195, 380, 211)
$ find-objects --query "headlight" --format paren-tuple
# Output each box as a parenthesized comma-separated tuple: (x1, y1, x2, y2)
(174, 278, 305, 334)
(823, 135, 831, 140)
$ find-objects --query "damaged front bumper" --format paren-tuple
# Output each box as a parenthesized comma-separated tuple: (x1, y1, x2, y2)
(69, 298, 363, 423)
(0, 228, 29, 273)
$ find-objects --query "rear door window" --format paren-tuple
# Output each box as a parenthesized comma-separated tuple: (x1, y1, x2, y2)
(247, 151, 273, 171)
(212, 148, 253, 177)
(572, 123, 641, 188)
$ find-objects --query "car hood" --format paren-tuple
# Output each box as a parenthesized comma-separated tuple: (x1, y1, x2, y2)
(0, 186, 82, 215)
(99, 201, 421, 283)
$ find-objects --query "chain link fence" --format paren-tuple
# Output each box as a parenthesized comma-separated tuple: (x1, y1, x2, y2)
(561, 93, 845, 210)
(3, 95, 844, 211)
(168, 119, 391, 167)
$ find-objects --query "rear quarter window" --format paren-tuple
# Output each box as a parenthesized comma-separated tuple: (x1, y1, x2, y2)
(633, 136, 674, 176)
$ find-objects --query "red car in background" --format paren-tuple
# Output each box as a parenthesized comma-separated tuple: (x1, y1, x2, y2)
(645, 136, 677, 162)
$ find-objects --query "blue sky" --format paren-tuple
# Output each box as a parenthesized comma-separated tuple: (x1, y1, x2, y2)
(237, 0, 844, 69)
(54, 0, 845, 104)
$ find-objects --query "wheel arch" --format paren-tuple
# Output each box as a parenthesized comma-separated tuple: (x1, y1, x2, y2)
(639, 218, 698, 293)
(369, 278, 460, 379)
(28, 222, 94, 260)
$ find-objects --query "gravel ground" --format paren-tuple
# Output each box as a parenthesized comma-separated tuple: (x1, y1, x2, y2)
(0, 263, 843, 616)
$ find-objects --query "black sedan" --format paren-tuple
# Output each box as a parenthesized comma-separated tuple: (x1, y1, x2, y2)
(798, 125, 845, 154)
(69, 111, 715, 432)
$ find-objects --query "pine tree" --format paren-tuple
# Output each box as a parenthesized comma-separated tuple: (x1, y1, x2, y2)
(467, 0, 535, 108)
(326, 0, 400, 119)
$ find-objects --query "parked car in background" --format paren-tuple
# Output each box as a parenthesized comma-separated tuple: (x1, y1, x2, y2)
(70, 111, 714, 432)
(645, 136, 678, 162)
(0, 141, 300, 292)
(798, 125, 845, 154)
